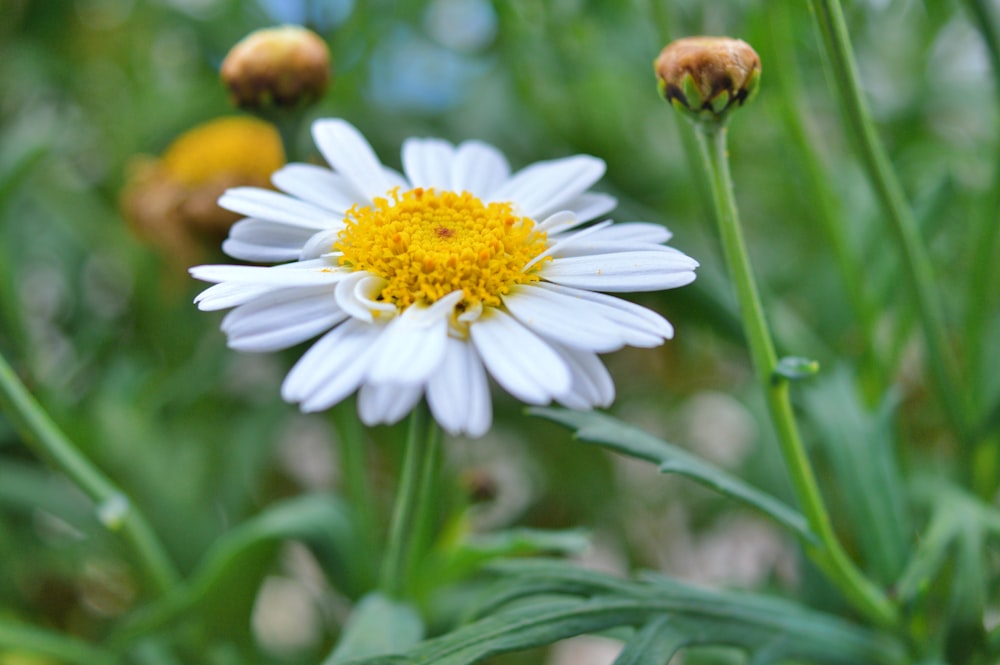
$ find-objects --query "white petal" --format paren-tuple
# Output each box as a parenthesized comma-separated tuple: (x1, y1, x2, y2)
(194, 282, 280, 311)
(469, 308, 571, 405)
(534, 211, 579, 235)
(402, 138, 456, 190)
(559, 193, 617, 224)
(581, 222, 672, 244)
(548, 241, 681, 259)
(489, 155, 605, 219)
(333, 273, 395, 323)
(542, 251, 698, 292)
(366, 292, 462, 385)
(301, 228, 343, 260)
(501, 284, 625, 353)
(222, 219, 319, 263)
(427, 337, 492, 437)
(551, 345, 615, 410)
(526, 220, 613, 270)
(222, 287, 347, 352)
(534, 282, 673, 344)
(312, 119, 390, 201)
(219, 188, 332, 229)
(281, 319, 383, 410)
(190, 264, 348, 287)
(357, 383, 423, 426)
(548, 223, 679, 257)
(271, 163, 367, 214)
(451, 140, 510, 198)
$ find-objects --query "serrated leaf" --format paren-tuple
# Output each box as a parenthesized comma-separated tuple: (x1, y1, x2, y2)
(343, 561, 905, 665)
(529, 408, 814, 542)
(344, 596, 646, 665)
(324, 593, 424, 664)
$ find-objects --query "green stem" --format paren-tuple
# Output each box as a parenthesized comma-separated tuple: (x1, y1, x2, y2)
(332, 401, 378, 566)
(0, 620, 118, 665)
(766, 4, 885, 398)
(380, 404, 441, 599)
(693, 124, 897, 628)
(411, 416, 444, 567)
(808, 0, 970, 444)
(0, 353, 180, 595)
(962, 0, 1000, 496)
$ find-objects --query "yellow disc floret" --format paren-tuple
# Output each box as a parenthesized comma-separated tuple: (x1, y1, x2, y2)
(336, 188, 549, 310)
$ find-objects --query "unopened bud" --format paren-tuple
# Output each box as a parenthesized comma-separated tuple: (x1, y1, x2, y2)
(655, 36, 761, 124)
(221, 26, 330, 111)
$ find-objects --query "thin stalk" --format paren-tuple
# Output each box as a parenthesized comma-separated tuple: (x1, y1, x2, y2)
(766, 4, 885, 397)
(0, 354, 180, 594)
(962, 0, 1000, 496)
(693, 124, 897, 628)
(332, 401, 378, 563)
(0, 620, 118, 665)
(410, 416, 444, 570)
(380, 404, 441, 599)
(809, 0, 970, 444)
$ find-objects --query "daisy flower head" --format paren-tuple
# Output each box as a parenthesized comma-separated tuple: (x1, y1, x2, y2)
(190, 119, 698, 437)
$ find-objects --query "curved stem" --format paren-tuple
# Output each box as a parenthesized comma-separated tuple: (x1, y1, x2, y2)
(693, 125, 897, 628)
(380, 404, 442, 599)
(0, 354, 180, 595)
(0, 620, 118, 665)
(808, 0, 970, 445)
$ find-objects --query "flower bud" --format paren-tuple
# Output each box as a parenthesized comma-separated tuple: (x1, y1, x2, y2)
(120, 117, 284, 267)
(220, 26, 330, 111)
(655, 36, 761, 124)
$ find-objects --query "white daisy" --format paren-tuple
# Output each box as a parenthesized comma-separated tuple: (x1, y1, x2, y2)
(191, 119, 698, 437)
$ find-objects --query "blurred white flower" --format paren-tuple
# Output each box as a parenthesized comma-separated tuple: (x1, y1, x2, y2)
(191, 119, 698, 436)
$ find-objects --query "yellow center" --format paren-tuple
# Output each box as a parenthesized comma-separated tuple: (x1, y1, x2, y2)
(335, 188, 549, 310)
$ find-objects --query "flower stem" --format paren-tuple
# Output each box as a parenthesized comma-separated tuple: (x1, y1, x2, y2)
(693, 124, 898, 628)
(0, 619, 118, 665)
(808, 0, 970, 445)
(380, 403, 442, 599)
(0, 352, 179, 595)
(962, 0, 1000, 497)
(765, 4, 885, 398)
(332, 401, 378, 567)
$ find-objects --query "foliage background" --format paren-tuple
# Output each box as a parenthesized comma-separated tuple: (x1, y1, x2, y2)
(0, 0, 997, 663)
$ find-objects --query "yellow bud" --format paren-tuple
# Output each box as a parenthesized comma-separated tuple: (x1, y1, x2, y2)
(120, 117, 284, 267)
(220, 26, 331, 111)
(655, 36, 761, 124)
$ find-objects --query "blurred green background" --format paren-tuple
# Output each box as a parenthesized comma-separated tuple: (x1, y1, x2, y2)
(1, 0, 997, 663)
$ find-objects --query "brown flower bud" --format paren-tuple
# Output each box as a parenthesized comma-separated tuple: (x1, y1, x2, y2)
(120, 117, 284, 267)
(220, 26, 330, 111)
(655, 36, 761, 124)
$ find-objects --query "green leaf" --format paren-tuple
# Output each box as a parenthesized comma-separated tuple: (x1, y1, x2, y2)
(0, 619, 117, 665)
(612, 616, 684, 664)
(112, 493, 358, 645)
(324, 593, 425, 664)
(343, 561, 905, 665)
(801, 371, 911, 583)
(529, 408, 814, 542)
(442, 528, 590, 578)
